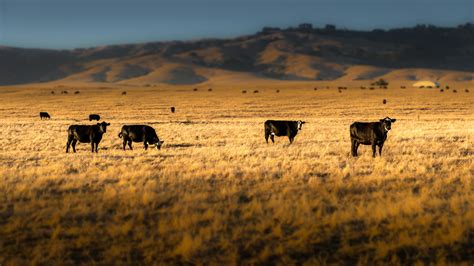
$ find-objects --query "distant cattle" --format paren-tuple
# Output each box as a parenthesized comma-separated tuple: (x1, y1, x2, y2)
(66, 122, 110, 153)
(254, 90, 259, 93)
(74, 91, 80, 94)
(382, 99, 387, 104)
(400, 86, 406, 89)
(453, 90, 457, 93)
(465, 89, 469, 93)
(171, 106, 175, 113)
(208, 88, 213, 92)
(118, 125, 164, 150)
(242, 90, 247, 94)
(276, 89, 280, 93)
(51, 91, 55, 94)
(314, 87, 318, 91)
(193, 88, 198, 91)
(89, 114, 100, 121)
(350, 117, 396, 157)
(61, 90, 68, 94)
(39, 112, 51, 120)
(440, 89, 444, 92)
(122, 91, 127, 95)
(264, 120, 306, 144)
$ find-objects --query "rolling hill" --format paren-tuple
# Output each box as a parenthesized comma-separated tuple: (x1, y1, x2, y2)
(1, 23, 474, 86)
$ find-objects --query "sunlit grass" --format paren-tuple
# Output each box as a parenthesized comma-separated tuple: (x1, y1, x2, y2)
(0, 84, 473, 264)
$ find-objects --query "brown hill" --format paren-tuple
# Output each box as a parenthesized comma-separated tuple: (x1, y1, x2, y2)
(1, 23, 474, 85)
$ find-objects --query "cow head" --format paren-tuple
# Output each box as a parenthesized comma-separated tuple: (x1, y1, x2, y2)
(379, 117, 396, 131)
(155, 140, 164, 150)
(297, 120, 306, 130)
(97, 122, 110, 133)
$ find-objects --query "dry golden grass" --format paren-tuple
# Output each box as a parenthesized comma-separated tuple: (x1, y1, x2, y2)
(0, 82, 473, 265)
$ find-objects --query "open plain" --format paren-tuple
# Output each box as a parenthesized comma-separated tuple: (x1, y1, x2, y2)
(0, 80, 473, 264)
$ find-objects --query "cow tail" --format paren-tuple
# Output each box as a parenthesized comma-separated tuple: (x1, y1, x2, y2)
(349, 123, 356, 138)
(118, 132, 123, 138)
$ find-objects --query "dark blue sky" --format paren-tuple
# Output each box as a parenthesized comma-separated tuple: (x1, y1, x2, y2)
(0, 0, 472, 49)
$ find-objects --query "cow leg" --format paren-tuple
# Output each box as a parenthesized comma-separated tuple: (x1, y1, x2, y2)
(265, 132, 269, 143)
(72, 140, 77, 153)
(66, 138, 71, 153)
(91, 142, 95, 153)
(289, 136, 294, 144)
(95, 142, 99, 153)
(270, 134, 275, 143)
(123, 139, 127, 150)
(378, 143, 384, 156)
(144, 141, 148, 150)
(351, 139, 357, 157)
(128, 140, 133, 150)
(372, 142, 377, 157)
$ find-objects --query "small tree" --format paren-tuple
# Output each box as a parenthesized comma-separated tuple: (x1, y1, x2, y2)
(372, 78, 389, 86)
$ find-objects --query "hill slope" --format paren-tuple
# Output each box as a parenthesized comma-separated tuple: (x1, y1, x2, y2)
(1, 23, 474, 85)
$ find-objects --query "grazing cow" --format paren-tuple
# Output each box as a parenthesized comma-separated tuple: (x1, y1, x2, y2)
(118, 125, 164, 150)
(171, 107, 175, 113)
(39, 112, 51, 120)
(66, 122, 110, 153)
(264, 120, 306, 144)
(122, 91, 127, 95)
(350, 117, 396, 157)
(89, 114, 100, 121)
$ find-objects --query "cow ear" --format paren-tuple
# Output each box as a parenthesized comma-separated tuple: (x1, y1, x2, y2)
(391, 119, 396, 123)
(302, 121, 306, 124)
(107, 123, 111, 126)
(160, 141, 165, 144)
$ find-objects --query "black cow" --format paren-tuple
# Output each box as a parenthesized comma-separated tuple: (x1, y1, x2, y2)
(350, 117, 396, 157)
(118, 125, 164, 150)
(66, 122, 110, 153)
(89, 114, 100, 121)
(264, 120, 305, 144)
(39, 112, 51, 120)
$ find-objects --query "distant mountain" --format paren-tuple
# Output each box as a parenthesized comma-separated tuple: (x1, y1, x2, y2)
(1, 23, 474, 85)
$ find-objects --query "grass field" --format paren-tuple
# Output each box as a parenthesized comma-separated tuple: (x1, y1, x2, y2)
(0, 82, 473, 264)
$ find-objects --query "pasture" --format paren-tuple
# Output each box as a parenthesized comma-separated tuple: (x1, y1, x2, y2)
(0, 83, 473, 264)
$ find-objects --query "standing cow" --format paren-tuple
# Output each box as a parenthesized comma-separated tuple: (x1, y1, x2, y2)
(264, 120, 306, 144)
(66, 122, 110, 153)
(350, 117, 396, 157)
(89, 114, 100, 121)
(118, 125, 164, 150)
(39, 112, 51, 120)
